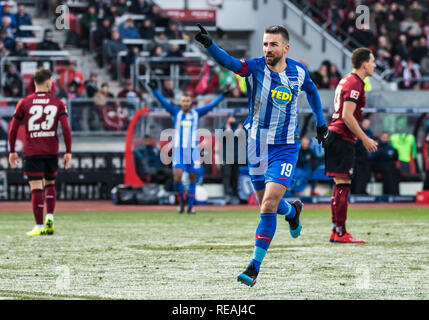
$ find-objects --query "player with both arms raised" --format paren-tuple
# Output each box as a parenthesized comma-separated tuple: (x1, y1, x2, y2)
(195, 24, 329, 287)
(8, 69, 72, 236)
(148, 80, 229, 214)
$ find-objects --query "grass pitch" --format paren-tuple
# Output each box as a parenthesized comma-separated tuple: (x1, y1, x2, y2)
(0, 206, 428, 300)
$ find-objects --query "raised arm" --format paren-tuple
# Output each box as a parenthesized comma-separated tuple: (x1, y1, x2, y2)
(194, 24, 245, 75)
(148, 81, 180, 116)
(197, 93, 225, 117)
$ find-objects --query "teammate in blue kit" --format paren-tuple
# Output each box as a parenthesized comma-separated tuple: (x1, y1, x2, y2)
(195, 24, 328, 286)
(148, 80, 227, 214)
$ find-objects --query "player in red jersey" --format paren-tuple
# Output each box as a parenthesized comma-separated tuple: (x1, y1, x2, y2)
(8, 69, 72, 236)
(324, 48, 378, 243)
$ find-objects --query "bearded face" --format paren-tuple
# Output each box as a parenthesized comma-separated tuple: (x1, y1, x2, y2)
(263, 33, 289, 67)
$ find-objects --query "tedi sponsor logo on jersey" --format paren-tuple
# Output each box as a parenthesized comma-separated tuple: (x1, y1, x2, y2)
(271, 85, 292, 107)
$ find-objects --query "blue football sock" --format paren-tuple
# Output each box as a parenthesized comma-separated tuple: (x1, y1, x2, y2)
(174, 182, 185, 202)
(277, 198, 296, 219)
(249, 213, 277, 272)
(187, 183, 196, 210)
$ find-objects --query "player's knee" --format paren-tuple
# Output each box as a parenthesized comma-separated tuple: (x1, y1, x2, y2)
(44, 179, 55, 186)
(29, 180, 43, 191)
(334, 177, 351, 185)
(260, 197, 279, 213)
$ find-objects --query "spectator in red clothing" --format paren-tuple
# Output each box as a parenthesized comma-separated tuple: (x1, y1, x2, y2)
(58, 60, 85, 95)
(95, 82, 127, 131)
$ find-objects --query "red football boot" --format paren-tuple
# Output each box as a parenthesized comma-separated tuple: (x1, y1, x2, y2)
(333, 232, 365, 243)
(329, 230, 336, 242)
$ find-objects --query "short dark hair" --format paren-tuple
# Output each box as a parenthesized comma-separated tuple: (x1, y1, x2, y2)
(34, 69, 52, 85)
(351, 47, 372, 69)
(264, 25, 289, 43)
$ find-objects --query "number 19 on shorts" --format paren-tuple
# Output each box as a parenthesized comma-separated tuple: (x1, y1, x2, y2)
(280, 162, 293, 177)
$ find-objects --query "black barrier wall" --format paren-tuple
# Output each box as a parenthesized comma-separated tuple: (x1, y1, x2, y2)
(0, 152, 124, 201)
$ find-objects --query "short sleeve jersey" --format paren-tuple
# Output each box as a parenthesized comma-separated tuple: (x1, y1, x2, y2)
(328, 73, 366, 143)
(13, 92, 68, 156)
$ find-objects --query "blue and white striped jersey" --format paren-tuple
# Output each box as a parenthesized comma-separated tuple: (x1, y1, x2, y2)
(239, 57, 318, 145)
(152, 89, 224, 149)
(171, 109, 200, 149)
(206, 42, 325, 146)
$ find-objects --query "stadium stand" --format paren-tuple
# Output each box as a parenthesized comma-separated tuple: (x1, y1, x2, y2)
(290, 0, 429, 90)
(0, 0, 428, 202)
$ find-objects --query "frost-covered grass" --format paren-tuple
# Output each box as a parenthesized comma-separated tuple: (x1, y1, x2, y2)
(0, 207, 428, 299)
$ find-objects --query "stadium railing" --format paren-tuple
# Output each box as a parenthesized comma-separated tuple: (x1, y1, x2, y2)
(66, 97, 144, 134)
(105, 39, 194, 84)
(134, 54, 206, 93)
(0, 55, 71, 97)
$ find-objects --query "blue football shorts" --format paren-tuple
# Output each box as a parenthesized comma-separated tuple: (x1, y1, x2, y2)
(247, 137, 301, 191)
(172, 147, 201, 173)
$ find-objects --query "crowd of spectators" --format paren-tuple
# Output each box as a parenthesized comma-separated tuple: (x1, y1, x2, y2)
(294, 0, 429, 90)
(78, 0, 187, 81)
